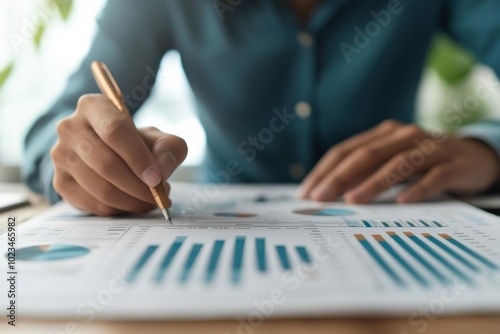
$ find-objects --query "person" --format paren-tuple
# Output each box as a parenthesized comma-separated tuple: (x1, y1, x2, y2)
(23, 0, 500, 216)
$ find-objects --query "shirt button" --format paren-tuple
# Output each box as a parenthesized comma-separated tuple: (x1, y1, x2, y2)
(289, 163, 306, 180)
(297, 32, 314, 47)
(295, 101, 312, 119)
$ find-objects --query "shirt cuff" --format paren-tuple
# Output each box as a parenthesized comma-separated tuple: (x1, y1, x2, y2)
(458, 121, 500, 157)
(458, 120, 500, 194)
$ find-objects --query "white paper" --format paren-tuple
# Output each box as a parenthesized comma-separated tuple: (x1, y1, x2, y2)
(1, 183, 500, 320)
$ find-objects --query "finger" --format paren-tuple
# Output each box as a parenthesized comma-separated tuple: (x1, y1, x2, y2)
(71, 159, 160, 213)
(309, 124, 427, 201)
(396, 163, 457, 203)
(139, 127, 188, 179)
(53, 126, 156, 205)
(80, 95, 163, 187)
(298, 119, 402, 197)
(53, 170, 125, 216)
(56, 150, 160, 212)
(66, 125, 157, 205)
(344, 147, 444, 204)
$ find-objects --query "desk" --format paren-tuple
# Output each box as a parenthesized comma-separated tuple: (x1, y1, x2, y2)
(1, 186, 499, 334)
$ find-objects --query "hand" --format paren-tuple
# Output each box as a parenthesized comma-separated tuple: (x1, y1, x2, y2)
(51, 94, 188, 216)
(298, 120, 500, 204)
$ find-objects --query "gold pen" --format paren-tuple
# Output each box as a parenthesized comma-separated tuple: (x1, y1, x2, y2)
(90, 61, 173, 224)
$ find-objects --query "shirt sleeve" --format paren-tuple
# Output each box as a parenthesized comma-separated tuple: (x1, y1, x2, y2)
(441, 0, 500, 192)
(22, 0, 172, 203)
(440, 1, 500, 147)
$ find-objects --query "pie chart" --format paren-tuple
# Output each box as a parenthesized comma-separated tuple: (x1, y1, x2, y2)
(214, 212, 257, 218)
(13, 244, 90, 261)
(293, 208, 356, 216)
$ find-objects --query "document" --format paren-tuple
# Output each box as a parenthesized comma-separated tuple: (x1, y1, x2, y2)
(2, 183, 500, 320)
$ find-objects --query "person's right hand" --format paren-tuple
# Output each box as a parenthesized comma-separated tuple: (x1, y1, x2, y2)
(51, 94, 188, 216)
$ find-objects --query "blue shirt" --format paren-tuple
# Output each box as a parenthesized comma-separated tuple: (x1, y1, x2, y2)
(23, 0, 500, 203)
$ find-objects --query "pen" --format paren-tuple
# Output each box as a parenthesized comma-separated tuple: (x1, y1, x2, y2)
(90, 61, 173, 225)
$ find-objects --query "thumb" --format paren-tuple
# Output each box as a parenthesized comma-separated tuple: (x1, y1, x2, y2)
(139, 127, 188, 179)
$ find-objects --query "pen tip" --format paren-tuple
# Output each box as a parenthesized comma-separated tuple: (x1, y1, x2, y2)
(162, 208, 173, 225)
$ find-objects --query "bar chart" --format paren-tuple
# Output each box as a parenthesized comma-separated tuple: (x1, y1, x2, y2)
(346, 219, 446, 228)
(11, 185, 500, 319)
(126, 236, 314, 285)
(355, 232, 499, 289)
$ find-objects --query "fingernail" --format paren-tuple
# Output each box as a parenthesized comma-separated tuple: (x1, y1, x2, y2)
(346, 190, 366, 203)
(296, 186, 308, 198)
(398, 192, 413, 203)
(141, 167, 161, 187)
(158, 151, 177, 178)
(311, 187, 329, 201)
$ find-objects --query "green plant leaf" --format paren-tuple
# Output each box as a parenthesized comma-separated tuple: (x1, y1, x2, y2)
(0, 62, 14, 91)
(428, 34, 476, 85)
(33, 22, 46, 49)
(53, 0, 73, 21)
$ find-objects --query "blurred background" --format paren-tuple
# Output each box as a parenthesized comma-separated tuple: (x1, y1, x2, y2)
(0, 0, 499, 183)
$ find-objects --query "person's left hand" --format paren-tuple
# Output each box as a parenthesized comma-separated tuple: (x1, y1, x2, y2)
(298, 120, 500, 204)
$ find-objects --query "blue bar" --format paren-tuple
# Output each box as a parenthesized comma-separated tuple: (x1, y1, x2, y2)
(127, 245, 159, 283)
(355, 235, 406, 288)
(205, 240, 225, 284)
(179, 244, 203, 284)
(382, 222, 389, 227)
(419, 220, 431, 227)
(296, 246, 312, 264)
(232, 236, 246, 284)
(395, 222, 403, 227)
(440, 234, 499, 270)
(256, 238, 267, 272)
(362, 220, 371, 227)
(423, 234, 479, 272)
(405, 233, 473, 285)
(432, 221, 443, 227)
(387, 232, 450, 285)
(155, 236, 186, 283)
(373, 235, 430, 288)
(407, 222, 416, 227)
(276, 246, 291, 270)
